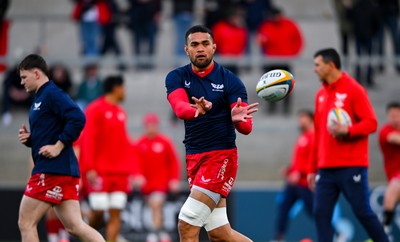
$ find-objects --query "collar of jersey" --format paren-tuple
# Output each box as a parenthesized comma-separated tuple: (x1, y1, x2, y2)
(191, 61, 215, 78)
(323, 72, 347, 91)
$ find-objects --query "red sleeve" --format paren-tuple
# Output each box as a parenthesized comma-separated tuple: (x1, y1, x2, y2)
(230, 102, 253, 135)
(347, 87, 377, 137)
(289, 20, 303, 55)
(81, 105, 100, 171)
(130, 141, 143, 176)
(167, 88, 196, 120)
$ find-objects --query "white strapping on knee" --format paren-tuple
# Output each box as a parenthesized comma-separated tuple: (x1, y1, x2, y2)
(204, 207, 229, 231)
(178, 197, 211, 227)
(192, 185, 221, 205)
(88, 192, 109, 210)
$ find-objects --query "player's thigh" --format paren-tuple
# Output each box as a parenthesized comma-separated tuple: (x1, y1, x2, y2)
(54, 199, 84, 229)
(19, 195, 51, 226)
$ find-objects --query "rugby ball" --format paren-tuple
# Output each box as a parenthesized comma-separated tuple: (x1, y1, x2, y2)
(256, 69, 295, 102)
(327, 108, 352, 127)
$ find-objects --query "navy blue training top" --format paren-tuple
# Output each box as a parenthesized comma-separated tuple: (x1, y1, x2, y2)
(27, 81, 85, 177)
(165, 62, 248, 154)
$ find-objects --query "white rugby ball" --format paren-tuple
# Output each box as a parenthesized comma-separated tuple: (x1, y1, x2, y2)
(256, 69, 295, 102)
(327, 108, 352, 127)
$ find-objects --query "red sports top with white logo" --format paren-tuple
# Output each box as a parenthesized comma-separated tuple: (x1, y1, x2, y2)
(379, 124, 400, 181)
(79, 96, 137, 176)
(135, 134, 181, 194)
(311, 72, 377, 172)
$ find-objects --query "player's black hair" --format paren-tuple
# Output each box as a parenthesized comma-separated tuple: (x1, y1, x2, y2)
(18, 54, 49, 77)
(314, 48, 341, 70)
(297, 109, 314, 120)
(386, 102, 400, 112)
(103, 75, 124, 94)
(185, 25, 214, 44)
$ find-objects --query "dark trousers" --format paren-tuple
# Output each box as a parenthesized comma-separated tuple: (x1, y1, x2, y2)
(314, 167, 388, 242)
(375, 14, 400, 71)
(274, 184, 313, 239)
(355, 36, 374, 86)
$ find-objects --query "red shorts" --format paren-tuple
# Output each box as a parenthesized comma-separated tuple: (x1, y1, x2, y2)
(87, 174, 130, 194)
(387, 171, 400, 182)
(24, 173, 80, 205)
(186, 148, 238, 197)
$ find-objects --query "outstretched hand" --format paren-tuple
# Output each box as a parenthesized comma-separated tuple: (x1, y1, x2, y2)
(231, 97, 259, 123)
(191, 96, 212, 118)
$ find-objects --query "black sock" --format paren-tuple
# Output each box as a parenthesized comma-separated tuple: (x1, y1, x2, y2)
(383, 210, 395, 226)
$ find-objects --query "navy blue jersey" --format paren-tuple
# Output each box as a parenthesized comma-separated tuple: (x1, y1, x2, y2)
(165, 62, 248, 154)
(28, 81, 85, 177)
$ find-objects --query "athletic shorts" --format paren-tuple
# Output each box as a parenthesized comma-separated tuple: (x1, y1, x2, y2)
(24, 173, 80, 205)
(387, 171, 400, 182)
(186, 148, 238, 197)
(87, 174, 130, 194)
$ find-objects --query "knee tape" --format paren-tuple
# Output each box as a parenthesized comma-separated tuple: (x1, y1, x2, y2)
(204, 207, 229, 231)
(88, 192, 109, 210)
(178, 197, 211, 227)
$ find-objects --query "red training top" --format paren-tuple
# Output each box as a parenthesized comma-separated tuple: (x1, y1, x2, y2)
(379, 124, 400, 181)
(287, 130, 315, 187)
(135, 134, 181, 194)
(79, 96, 138, 176)
(310, 72, 377, 172)
(212, 21, 248, 56)
(257, 17, 303, 56)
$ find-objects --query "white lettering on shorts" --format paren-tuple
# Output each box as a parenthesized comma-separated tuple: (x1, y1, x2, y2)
(45, 186, 64, 201)
(38, 173, 45, 187)
(222, 177, 235, 194)
(217, 159, 229, 180)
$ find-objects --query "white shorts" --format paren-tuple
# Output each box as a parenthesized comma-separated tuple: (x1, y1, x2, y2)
(88, 191, 127, 210)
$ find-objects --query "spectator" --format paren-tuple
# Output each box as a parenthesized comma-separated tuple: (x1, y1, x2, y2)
(49, 63, 73, 96)
(346, 0, 380, 87)
(75, 63, 103, 110)
(240, 0, 271, 34)
(273, 110, 314, 241)
(212, 5, 248, 75)
(128, 0, 161, 69)
(257, 7, 304, 115)
(100, 0, 126, 70)
(1, 65, 33, 126)
(0, 0, 10, 71)
(172, 0, 194, 59)
(72, 0, 111, 57)
(135, 113, 181, 242)
(375, 0, 400, 74)
(332, 0, 353, 70)
(204, 0, 239, 29)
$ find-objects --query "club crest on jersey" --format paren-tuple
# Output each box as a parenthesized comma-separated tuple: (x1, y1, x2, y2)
(33, 102, 42, 111)
(211, 83, 224, 92)
(184, 80, 191, 88)
(334, 93, 347, 108)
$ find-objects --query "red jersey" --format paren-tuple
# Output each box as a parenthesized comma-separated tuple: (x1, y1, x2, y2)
(288, 130, 314, 187)
(379, 124, 400, 181)
(311, 72, 377, 172)
(79, 97, 137, 176)
(135, 134, 181, 194)
(212, 21, 248, 56)
(257, 17, 303, 56)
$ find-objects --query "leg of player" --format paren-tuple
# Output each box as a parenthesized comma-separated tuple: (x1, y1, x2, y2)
(206, 198, 252, 242)
(106, 191, 127, 242)
(178, 189, 217, 242)
(18, 195, 52, 242)
(54, 200, 105, 241)
(148, 193, 165, 232)
(314, 170, 340, 242)
(340, 168, 389, 242)
(383, 179, 400, 230)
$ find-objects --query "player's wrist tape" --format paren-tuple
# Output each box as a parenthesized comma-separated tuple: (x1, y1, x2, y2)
(178, 197, 211, 227)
